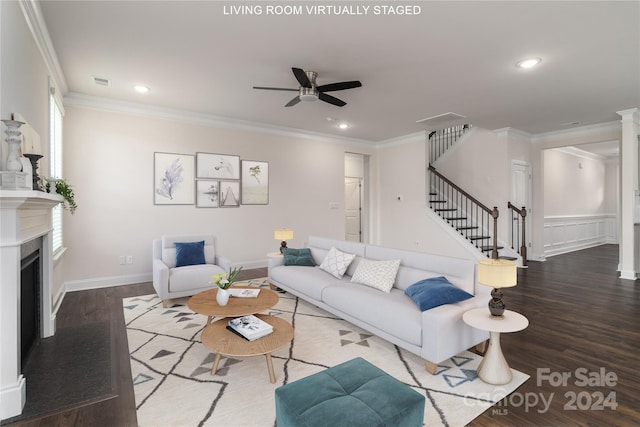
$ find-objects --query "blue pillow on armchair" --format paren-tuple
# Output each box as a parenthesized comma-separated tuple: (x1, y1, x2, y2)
(175, 241, 206, 267)
(404, 276, 473, 311)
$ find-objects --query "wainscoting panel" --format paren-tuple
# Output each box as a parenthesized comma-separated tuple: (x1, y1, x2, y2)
(544, 214, 617, 257)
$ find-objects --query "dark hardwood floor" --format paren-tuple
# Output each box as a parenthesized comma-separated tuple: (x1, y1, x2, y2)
(5, 247, 639, 426)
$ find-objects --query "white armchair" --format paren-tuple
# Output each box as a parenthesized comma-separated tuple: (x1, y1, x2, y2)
(152, 234, 232, 307)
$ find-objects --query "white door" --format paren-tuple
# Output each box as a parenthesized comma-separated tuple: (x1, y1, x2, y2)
(511, 161, 532, 257)
(345, 177, 362, 242)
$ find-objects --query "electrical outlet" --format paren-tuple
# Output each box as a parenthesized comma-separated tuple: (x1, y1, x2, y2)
(126, 255, 133, 264)
(119, 256, 126, 265)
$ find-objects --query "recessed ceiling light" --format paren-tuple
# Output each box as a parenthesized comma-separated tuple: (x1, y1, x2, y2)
(338, 123, 350, 130)
(134, 85, 150, 93)
(516, 58, 542, 69)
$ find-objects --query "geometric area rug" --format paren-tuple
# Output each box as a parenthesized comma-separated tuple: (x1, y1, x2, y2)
(123, 279, 529, 427)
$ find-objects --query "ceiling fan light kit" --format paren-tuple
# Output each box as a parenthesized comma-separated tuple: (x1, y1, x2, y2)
(254, 67, 362, 107)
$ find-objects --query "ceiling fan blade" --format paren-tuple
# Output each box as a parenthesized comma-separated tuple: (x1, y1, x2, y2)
(318, 92, 346, 107)
(253, 86, 299, 92)
(285, 96, 301, 107)
(317, 81, 362, 92)
(292, 67, 312, 88)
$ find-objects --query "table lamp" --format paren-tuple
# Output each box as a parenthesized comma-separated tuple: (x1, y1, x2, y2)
(274, 228, 294, 253)
(478, 258, 517, 318)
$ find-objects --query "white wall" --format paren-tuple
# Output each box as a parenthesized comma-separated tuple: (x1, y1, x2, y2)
(544, 148, 608, 216)
(62, 105, 375, 288)
(374, 133, 473, 259)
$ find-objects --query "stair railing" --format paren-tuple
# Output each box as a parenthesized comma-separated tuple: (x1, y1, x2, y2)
(428, 165, 500, 259)
(428, 124, 470, 164)
(507, 202, 528, 266)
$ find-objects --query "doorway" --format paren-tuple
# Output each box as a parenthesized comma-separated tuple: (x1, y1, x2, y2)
(345, 153, 368, 243)
(345, 177, 362, 242)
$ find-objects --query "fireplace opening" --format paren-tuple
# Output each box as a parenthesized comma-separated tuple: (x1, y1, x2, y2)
(21, 249, 41, 369)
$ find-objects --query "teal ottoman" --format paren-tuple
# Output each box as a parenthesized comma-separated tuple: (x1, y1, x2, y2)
(275, 357, 425, 427)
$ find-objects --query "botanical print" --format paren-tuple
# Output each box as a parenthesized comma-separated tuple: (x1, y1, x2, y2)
(196, 180, 220, 208)
(241, 160, 269, 205)
(219, 180, 240, 207)
(154, 153, 194, 205)
(196, 153, 240, 179)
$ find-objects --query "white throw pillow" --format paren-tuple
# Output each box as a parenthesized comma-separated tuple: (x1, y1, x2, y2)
(350, 259, 401, 293)
(319, 247, 356, 279)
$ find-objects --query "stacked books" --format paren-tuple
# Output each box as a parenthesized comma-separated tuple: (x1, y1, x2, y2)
(228, 288, 260, 298)
(227, 314, 273, 341)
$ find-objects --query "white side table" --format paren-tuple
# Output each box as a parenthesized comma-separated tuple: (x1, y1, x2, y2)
(463, 308, 528, 385)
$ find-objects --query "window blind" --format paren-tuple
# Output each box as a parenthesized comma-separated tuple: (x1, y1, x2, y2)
(50, 89, 64, 253)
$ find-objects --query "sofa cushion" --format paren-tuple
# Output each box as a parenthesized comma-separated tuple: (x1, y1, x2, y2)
(319, 247, 356, 279)
(168, 264, 226, 292)
(175, 241, 206, 267)
(350, 259, 401, 293)
(323, 284, 421, 346)
(271, 266, 345, 300)
(282, 248, 315, 267)
(404, 276, 474, 311)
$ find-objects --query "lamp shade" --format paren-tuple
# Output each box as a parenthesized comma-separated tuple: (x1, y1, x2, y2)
(274, 228, 294, 241)
(478, 259, 517, 288)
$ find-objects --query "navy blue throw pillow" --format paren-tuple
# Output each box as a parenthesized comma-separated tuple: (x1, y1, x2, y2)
(404, 276, 473, 311)
(175, 241, 206, 267)
(282, 248, 315, 267)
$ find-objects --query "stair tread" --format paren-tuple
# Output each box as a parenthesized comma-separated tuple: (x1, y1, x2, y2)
(445, 217, 467, 220)
(481, 245, 504, 251)
(457, 226, 478, 230)
(429, 200, 447, 204)
(469, 235, 491, 240)
(435, 208, 457, 212)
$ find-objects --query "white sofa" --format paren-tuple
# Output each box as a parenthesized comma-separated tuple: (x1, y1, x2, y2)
(268, 236, 490, 373)
(152, 234, 231, 307)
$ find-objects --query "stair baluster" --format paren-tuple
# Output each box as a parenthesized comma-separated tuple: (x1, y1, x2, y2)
(428, 165, 500, 259)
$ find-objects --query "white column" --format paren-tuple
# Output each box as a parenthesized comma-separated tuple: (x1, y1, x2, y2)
(0, 244, 27, 419)
(616, 108, 639, 280)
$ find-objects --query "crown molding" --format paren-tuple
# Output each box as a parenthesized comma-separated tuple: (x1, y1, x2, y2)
(493, 127, 533, 141)
(19, 0, 68, 95)
(63, 92, 377, 150)
(374, 131, 426, 149)
(531, 121, 620, 145)
(552, 146, 607, 161)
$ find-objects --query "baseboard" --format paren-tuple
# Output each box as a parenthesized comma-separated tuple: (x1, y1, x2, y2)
(65, 273, 153, 292)
(64, 259, 268, 292)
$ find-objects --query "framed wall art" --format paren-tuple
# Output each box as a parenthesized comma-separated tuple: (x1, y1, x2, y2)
(219, 180, 240, 207)
(154, 152, 194, 205)
(196, 152, 240, 179)
(196, 180, 220, 208)
(241, 160, 269, 205)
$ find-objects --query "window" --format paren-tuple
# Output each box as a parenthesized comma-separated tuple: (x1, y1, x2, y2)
(49, 86, 64, 253)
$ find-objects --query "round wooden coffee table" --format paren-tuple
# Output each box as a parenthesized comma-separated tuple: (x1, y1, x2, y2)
(188, 286, 279, 323)
(201, 314, 294, 383)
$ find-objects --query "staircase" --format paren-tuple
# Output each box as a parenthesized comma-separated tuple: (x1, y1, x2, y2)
(429, 124, 470, 164)
(428, 165, 503, 259)
(427, 125, 521, 262)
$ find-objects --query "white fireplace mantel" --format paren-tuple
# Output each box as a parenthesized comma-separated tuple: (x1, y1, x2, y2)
(0, 190, 62, 420)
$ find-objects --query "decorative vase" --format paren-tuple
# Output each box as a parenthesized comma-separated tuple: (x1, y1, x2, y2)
(24, 154, 44, 191)
(2, 119, 25, 172)
(216, 288, 230, 306)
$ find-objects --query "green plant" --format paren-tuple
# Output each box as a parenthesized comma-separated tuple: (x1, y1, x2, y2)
(46, 178, 77, 214)
(210, 266, 243, 289)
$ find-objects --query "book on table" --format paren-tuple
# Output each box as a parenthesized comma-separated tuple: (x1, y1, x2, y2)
(227, 288, 261, 298)
(227, 314, 273, 341)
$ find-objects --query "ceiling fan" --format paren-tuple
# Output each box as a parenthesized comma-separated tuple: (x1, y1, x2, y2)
(253, 67, 362, 107)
